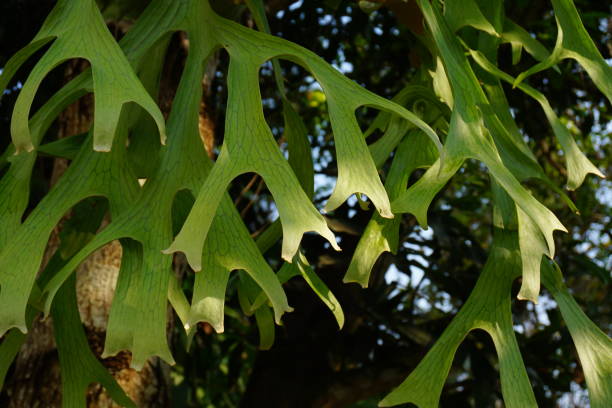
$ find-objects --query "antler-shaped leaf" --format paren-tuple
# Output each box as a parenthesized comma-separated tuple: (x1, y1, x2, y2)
(165, 0, 442, 269)
(500, 19, 552, 65)
(0, 0, 166, 152)
(542, 261, 612, 408)
(380, 228, 537, 408)
(345, 129, 438, 287)
(42, 41, 292, 367)
(514, 0, 612, 103)
(393, 0, 567, 304)
(0, 118, 140, 336)
(470, 48, 604, 190)
(52, 275, 136, 408)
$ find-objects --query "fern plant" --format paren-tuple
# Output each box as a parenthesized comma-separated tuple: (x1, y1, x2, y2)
(0, 0, 610, 406)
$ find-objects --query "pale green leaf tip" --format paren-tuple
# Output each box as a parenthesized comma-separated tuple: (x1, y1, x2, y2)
(320, 228, 342, 254)
(566, 167, 605, 191)
(517, 290, 539, 304)
(160, 247, 175, 255)
(379, 208, 394, 219)
(13, 142, 35, 154)
(186, 320, 224, 333)
(93, 144, 112, 153)
(100, 349, 117, 360)
(0, 322, 27, 337)
(162, 245, 202, 271)
(273, 313, 287, 326)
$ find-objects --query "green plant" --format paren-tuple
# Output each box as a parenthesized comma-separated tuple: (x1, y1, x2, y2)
(0, 0, 610, 406)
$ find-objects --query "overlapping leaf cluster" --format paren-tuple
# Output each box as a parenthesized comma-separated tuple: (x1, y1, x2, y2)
(0, 0, 609, 407)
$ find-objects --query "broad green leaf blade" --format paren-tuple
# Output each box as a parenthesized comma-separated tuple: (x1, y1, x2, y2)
(501, 19, 552, 64)
(165, 57, 340, 267)
(40, 8, 296, 365)
(516, 207, 547, 303)
(8, 0, 165, 153)
(166, 1, 443, 268)
(380, 229, 536, 408)
(189, 262, 232, 333)
(0, 0, 186, 339)
(346, 130, 438, 287)
(542, 262, 612, 408)
(469, 48, 604, 190)
(247, 0, 314, 197)
(254, 305, 276, 351)
(104, 242, 175, 369)
(0, 133, 139, 336)
(391, 153, 463, 227)
(52, 275, 136, 408)
(193, 197, 293, 329)
(406, 0, 566, 261)
(444, 0, 498, 36)
(514, 0, 612, 103)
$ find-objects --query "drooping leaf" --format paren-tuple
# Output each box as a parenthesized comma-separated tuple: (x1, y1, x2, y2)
(470, 48, 605, 190)
(164, 1, 442, 268)
(380, 228, 537, 408)
(500, 18, 553, 65)
(0, 0, 166, 152)
(444, 0, 498, 36)
(542, 261, 612, 408)
(52, 275, 136, 408)
(391, 0, 568, 306)
(514, 0, 612, 103)
(345, 130, 438, 287)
